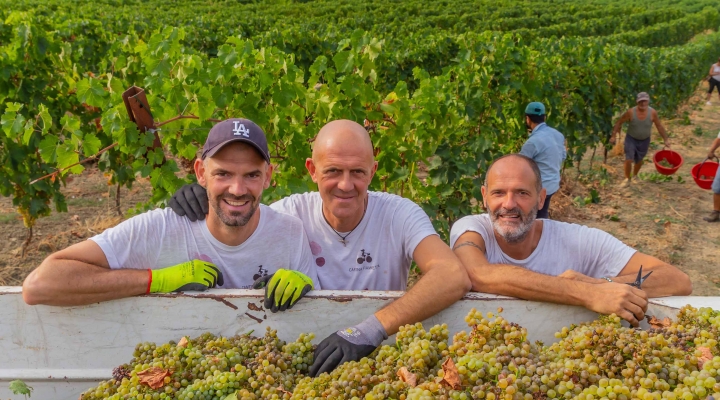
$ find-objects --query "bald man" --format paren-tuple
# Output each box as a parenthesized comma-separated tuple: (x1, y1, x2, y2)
(451, 154, 692, 327)
(170, 119, 471, 376)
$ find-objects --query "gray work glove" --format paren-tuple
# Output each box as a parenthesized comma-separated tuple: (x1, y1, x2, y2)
(309, 314, 388, 377)
(168, 183, 209, 221)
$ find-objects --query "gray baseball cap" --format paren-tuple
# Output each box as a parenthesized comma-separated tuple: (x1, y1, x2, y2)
(636, 92, 650, 103)
(201, 118, 270, 163)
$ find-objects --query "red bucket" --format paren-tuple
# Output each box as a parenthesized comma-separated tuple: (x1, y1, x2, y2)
(653, 149, 683, 175)
(691, 159, 718, 190)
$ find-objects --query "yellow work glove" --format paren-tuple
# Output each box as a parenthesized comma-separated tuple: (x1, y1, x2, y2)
(252, 268, 314, 312)
(148, 260, 224, 293)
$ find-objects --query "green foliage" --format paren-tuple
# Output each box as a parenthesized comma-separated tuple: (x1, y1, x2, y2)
(639, 172, 674, 183)
(9, 379, 32, 398)
(573, 188, 601, 207)
(0, 0, 719, 240)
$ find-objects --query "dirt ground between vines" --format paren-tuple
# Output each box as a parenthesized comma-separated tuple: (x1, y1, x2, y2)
(0, 86, 719, 296)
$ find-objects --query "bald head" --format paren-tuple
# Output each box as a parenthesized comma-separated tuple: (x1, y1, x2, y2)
(306, 119, 378, 232)
(313, 120, 374, 162)
(484, 154, 542, 193)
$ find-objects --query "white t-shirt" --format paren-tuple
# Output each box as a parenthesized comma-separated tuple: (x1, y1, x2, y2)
(90, 206, 317, 289)
(270, 191, 438, 290)
(449, 214, 636, 278)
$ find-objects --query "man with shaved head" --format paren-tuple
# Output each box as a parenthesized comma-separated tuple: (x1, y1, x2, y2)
(451, 154, 692, 327)
(170, 119, 471, 376)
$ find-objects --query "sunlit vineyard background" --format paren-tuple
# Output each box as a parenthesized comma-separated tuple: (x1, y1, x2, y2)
(2, 0, 720, 241)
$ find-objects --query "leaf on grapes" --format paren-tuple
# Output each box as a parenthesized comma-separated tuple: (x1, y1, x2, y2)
(277, 386, 292, 396)
(697, 347, 713, 369)
(137, 367, 172, 389)
(177, 336, 189, 348)
(440, 358, 461, 390)
(222, 391, 238, 400)
(647, 316, 671, 329)
(397, 366, 417, 387)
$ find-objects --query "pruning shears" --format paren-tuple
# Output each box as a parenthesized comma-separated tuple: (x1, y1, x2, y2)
(627, 265, 652, 289)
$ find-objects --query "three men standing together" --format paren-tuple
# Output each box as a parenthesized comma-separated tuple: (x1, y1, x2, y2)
(23, 107, 692, 377)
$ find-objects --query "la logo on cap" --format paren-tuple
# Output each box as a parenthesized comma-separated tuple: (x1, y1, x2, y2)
(233, 121, 250, 138)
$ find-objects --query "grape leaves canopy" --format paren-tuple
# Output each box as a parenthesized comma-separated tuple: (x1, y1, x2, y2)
(1, 0, 719, 241)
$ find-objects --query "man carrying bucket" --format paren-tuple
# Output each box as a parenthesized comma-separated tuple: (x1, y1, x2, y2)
(702, 132, 720, 222)
(610, 92, 671, 187)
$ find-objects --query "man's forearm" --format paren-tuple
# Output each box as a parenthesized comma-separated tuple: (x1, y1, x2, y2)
(612, 266, 691, 297)
(23, 260, 148, 306)
(709, 138, 720, 155)
(467, 263, 593, 307)
(374, 262, 470, 335)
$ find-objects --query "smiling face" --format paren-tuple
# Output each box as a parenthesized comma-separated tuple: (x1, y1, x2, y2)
(195, 142, 272, 228)
(637, 99, 649, 111)
(482, 156, 545, 244)
(306, 120, 377, 231)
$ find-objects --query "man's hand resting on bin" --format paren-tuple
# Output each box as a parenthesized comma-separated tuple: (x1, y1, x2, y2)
(253, 269, 314, 312)
(169, 183, 209, 221)
(149, 260, 223, 293)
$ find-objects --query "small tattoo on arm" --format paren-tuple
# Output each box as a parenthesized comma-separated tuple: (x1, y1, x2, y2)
(453, 241, 485, 253)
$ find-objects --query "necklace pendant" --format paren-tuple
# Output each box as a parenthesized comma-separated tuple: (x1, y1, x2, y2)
(339, 238, 348, 247)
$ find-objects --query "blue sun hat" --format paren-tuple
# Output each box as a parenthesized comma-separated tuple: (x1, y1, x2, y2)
(525, 102, 546, 116)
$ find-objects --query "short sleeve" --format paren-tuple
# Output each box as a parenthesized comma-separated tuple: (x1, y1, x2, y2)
(397, 200, 439, 261)
(293, 224, 320, 289)
(89, 210, 165, 270)
(449, 215, 491, 249)
(579, 227, 637, 278)
(520, 140, 537, 159)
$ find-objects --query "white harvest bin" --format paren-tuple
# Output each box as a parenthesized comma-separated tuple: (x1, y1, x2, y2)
(0, 287, 717, 400)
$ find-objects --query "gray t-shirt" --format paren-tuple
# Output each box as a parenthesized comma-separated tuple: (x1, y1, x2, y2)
(90, 206, 317, 289)
(270, 191, 438, 290)
(449, 214, 636, 278)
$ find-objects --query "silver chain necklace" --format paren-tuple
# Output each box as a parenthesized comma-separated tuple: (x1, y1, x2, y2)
(322, 198, 368, 247)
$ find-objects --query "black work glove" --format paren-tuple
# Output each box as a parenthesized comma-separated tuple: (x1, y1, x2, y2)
(252, 269, 314, 313)
(168, 183, 208, 221)
(308, 315, 388, 377)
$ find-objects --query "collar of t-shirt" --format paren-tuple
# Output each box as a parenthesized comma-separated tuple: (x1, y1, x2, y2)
(530, 122, 547, 136)
(198, 205, 267, 251)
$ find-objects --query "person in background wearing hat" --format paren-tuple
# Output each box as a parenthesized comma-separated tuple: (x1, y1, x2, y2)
(22, 118, 318, 311)
(705, 57, 720, 106)
(702, 132, 720, 222)
(610, 92, 670, 187)
(168, 119, 471, 377)
(519, 102, 566, 219)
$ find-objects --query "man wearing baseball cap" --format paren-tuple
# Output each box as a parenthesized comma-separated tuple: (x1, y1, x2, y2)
(519, 102, 566, 219)
(23, 118, 318, 311)
(610, 92, 670, 187)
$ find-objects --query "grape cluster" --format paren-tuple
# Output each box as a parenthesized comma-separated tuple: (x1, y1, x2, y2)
(82, 306, 720, 400)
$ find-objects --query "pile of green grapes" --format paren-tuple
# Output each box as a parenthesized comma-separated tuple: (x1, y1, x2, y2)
(82, 306, 720, 400)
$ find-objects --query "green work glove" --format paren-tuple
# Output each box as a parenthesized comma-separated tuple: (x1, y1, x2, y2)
(252, 269, 314, 313)
(148, 260, 224, 293)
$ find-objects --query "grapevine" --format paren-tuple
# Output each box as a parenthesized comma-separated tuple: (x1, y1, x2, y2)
(80, 306, 720, 400)
(1, 0, 720, 240)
